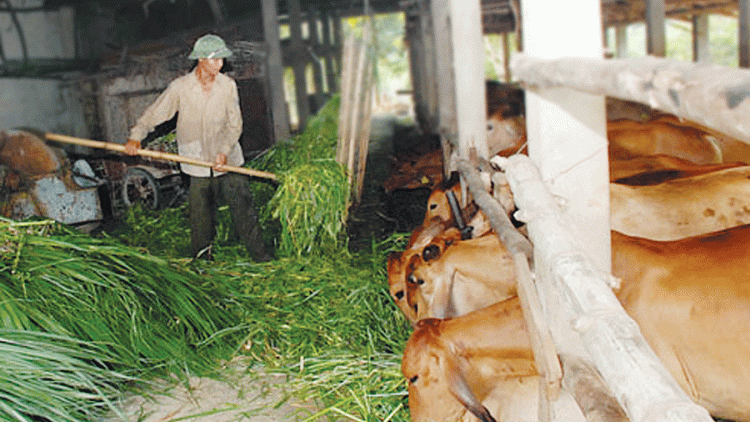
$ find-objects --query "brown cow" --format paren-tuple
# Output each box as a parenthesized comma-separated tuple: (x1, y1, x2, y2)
(388, 221, 463, 324)
(646, 113, 750, 164)
(607, 118, 723, 164)
(612, 227, 750, 421)
(402, 296, 605, 422)
(610, 166, 750, 240)
(402, 296, 539, 422)
(408, 233, 517, 320)
(609, 154, 745, 185)
(402, 228, 750, 422)
(383, 148, 444, 193)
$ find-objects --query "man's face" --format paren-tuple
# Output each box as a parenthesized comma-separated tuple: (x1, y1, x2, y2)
(198, 58, 224, 76)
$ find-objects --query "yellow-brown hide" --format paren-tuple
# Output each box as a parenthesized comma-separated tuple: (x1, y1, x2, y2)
(610, 154, 746, 185)
(409, 234, 517, 320)
(402, 296, 537, 422)
(610, 166, 750, 241)
(612, 227, 750, 421)
(607, 118, 722, 164)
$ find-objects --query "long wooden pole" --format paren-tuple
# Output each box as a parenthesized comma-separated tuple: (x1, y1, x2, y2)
(44, 132, 277, 181)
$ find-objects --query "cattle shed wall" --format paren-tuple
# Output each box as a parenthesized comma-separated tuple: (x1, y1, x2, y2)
(0, 78, 86, 138)
(0, 2, 75, 62)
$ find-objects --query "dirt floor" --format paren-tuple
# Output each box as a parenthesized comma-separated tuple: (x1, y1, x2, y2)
(99, 111, 422, 422)
(101, 358, 336, 422)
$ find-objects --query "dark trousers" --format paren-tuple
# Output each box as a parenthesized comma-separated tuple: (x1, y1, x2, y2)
(188, 173, 268, 259)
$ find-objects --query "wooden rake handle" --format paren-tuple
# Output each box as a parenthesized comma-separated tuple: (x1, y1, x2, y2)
(45, 132, 277, 181)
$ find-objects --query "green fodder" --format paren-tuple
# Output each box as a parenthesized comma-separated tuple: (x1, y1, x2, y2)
(0, 330, 132, 422)
(206, 235, 413, 421)
(268, 160, 350, 256)
(251, 95, 351, 257)
(108, 203, 191, 259)
(0, 217, 242, 377)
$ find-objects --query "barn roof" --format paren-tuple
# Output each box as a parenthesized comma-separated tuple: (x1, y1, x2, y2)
(40, 0, 740, 30)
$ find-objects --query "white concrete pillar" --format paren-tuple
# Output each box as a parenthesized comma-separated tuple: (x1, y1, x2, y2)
(521, 0, 610, 273)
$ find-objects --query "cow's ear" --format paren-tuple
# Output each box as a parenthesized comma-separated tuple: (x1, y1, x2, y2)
(441, 350, 498, 422)
(422, 244, 440, 261)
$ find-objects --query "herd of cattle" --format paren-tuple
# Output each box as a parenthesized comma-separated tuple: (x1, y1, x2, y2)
(385, 83, 750, 422)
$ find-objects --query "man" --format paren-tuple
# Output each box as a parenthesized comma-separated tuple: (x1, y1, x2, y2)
(125, 34, 270, 262)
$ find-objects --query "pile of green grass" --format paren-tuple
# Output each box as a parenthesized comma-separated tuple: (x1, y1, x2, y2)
(0, 217, 249, 420)
(251, 95, 351, 257)
(1, 95, 416, 421)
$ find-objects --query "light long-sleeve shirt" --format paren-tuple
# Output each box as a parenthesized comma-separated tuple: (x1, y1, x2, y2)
(129, 69, 243, 177)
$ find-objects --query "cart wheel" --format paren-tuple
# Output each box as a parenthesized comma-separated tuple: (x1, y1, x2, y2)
(122, 167, 160, 209)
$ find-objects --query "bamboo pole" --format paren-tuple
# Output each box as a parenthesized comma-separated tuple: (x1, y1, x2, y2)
(44, 132, 277, 181)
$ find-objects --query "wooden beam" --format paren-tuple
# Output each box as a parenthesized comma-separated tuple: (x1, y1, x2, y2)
(511, 53, 750, 143)
(496, 154, 715, 422)
(261, 0, 291, 141)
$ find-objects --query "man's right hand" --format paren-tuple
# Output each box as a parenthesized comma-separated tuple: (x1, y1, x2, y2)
(124, 139, 140, 156)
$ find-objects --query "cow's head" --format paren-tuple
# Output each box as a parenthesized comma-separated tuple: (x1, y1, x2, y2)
(403, 319, 498, 422)
(383, 150, 444, 193)
(387, 251, 418, 324)
(487, 114, 526, 157)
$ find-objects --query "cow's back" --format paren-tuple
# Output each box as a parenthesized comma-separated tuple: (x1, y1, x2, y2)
(610, 166, 750, 240)
(612, 228, 750, 421)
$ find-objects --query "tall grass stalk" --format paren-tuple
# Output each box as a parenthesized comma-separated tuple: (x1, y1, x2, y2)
(0, 330, 132, 422)
(0, 217, 242, 376)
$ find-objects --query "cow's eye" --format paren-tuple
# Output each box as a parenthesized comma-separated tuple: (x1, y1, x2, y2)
(409, 375, 419, 383)
(395, 290, 404, 300)
(408, 275, 417, 284)
(429, 203, 437, 210)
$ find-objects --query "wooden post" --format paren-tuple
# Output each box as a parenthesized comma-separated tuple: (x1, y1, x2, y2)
(502, 32, 512, 82)
(497, 154, 714, 422)
(740, 0, 750, 68)
(693, 14, 710, 63)
(307, 7, 325, 98)
(645, 0, 666, 57)
(288, 0, 310, 129)
(261, 0, 291, 141)
(336, 28, 374, 204)
(615, 25, 628, 58)
(321, 11, 336, 93)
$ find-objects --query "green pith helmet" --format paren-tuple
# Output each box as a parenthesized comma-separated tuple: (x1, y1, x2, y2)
(188, 34, 233, 59)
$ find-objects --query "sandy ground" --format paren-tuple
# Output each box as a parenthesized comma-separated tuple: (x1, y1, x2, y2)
(101, 359, 331, 422)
